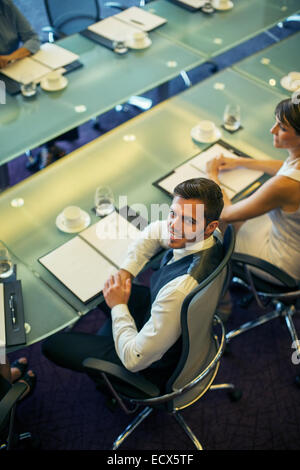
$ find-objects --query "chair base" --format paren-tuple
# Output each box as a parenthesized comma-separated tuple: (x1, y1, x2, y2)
(111, 382, 241, 450)
(226, 302, 300, 383)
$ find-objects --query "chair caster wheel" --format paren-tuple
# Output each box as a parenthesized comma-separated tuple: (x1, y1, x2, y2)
(228, 388, 242, 402)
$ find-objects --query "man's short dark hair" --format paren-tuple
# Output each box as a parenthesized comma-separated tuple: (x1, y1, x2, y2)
(173, 177, 224, 224)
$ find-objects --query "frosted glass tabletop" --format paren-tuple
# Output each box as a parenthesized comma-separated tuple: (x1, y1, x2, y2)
(0, 32, 204, 165)
(233, 32, 300, 96)
(145, 0, 300, 58)
(0, 69, 288, 345)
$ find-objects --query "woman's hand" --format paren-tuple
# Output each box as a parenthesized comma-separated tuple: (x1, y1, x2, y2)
(103, 272, 132, 309)
(206, 154, 239, 181)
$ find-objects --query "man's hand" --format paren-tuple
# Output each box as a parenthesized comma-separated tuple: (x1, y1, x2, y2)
(103, 272, 132, 309)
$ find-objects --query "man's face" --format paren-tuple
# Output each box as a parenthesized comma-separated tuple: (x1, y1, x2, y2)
(167, 196, 206, 249)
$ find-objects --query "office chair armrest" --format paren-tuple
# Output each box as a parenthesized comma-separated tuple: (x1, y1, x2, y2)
(83, 358, 160, 397)
(232, 252, 298, 288)
(103, 2, 128, 10)
(0, 382, 27, 428)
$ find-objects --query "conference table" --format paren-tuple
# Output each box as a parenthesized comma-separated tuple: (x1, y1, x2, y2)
(1, 68, 288, 350)
(0, 33, 204, 167)
(233, 31, 300, 96)
(145, 0, 300, 58)
(1, 0, 299, 169)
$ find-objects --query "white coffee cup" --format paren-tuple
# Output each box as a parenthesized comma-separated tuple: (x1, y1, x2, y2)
(132, 31, 148, 46)
(197, 120, 218, 142)
(286, 71, 300, 90)
(213, 0, 232, 8)
(46, 70, 63, 88)
(62, 206, 83, 229)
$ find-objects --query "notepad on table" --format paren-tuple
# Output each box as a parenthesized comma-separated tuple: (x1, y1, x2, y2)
(88, 16, 141, 42)
(32, 43, 80, 69)
(115, 6, 167, 31)
(1, 57, 51, 84)
(39, 210, 143, 304)
(154, 142, 263, 201)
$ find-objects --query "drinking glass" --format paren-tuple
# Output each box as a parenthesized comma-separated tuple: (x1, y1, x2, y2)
(94, 186, 115, 217)
(20, 74, 37, 98)
(223, 104, 241, 132)
(0, 242, 13, 279)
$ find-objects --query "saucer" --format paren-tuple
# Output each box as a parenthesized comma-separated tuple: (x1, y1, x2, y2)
(41, 76, 68, 92)
(191, 125, 222, 143)
(280, 75, 300, 92)
(212, 0, 234, 10)
(56, 210, 91, 233)
(126, 37, 152, 50)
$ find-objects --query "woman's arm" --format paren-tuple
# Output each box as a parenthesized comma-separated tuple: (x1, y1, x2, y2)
(208, 154, 283, 176)
(220, 176, 297, 223)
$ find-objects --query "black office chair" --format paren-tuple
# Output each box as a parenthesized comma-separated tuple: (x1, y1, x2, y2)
(226, 253, 300, 385)
(83, 225, 242, 450)
(0, 377, 32, 451)
(43, 0, 101, 40)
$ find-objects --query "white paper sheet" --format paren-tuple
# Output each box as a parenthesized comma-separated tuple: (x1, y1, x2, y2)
(1, 57, 51, 84)
(88, 16, 140, 42)
(39, 237, 116, 303)
(80, 211, 142, 268)
(115, 7, 167, 31)
(33, 43, 79, 69)
(158, 160, 235, 200)
(189, 144, 264, 194)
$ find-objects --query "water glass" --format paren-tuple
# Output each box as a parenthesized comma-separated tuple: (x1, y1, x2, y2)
(20, 74, 37, 98)
(223, 104, 241, 132)
(94, 186, 115, 217)
(0, 242, 13, 279)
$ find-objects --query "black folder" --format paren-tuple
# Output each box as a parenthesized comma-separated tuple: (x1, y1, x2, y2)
(0, 273, 26, 347)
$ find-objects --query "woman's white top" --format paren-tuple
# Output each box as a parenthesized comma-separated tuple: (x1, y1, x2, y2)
(235, 157, 300, 281)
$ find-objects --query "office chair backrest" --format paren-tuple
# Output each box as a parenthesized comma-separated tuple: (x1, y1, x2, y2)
(166, 225, 235, 410)
(44, 0, 100, 36)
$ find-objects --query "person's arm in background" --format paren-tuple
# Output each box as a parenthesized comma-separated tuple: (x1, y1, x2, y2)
(0, 1, 40, 68)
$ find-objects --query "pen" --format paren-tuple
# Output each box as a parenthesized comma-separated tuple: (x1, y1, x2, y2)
(235, 181, 261, 202)
(130, 19, 144, 26)
(9, 294, 16, 326)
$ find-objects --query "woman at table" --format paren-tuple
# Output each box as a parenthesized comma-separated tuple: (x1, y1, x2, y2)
(206, 97, 300, 281)
(0, 0, 40, 68)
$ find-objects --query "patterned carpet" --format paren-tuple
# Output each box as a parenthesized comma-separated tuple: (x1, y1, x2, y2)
(4, 0, 300, 453)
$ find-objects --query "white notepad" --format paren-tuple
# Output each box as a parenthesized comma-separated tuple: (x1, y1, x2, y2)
(33, 43, 79, 69)
(189, 144, 264, 195)
(1, 57, 51, 84)
(88, 16, 140, 42)
(156, 143, 263, 200)
(158, 160, 235, 200)
(39, 211, 142, 304)
(115, 6, 167, 31)
(81, 211, 142, 268)
(39, 237, 116, 304)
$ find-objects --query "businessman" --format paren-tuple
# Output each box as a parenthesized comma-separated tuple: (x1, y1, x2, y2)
(42, 178, 224, 390)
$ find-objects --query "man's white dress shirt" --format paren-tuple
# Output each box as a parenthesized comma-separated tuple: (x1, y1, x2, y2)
(111, 220, 216, 373)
